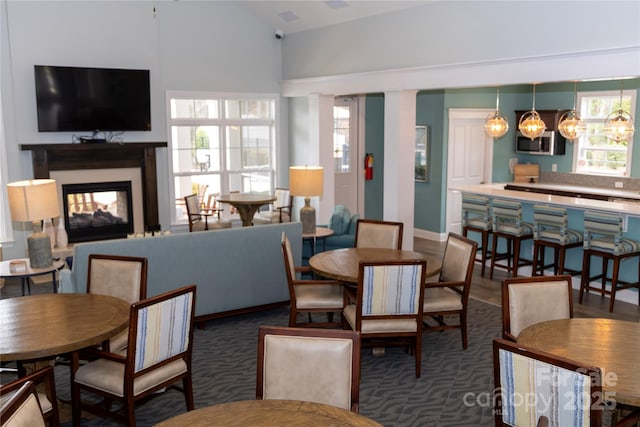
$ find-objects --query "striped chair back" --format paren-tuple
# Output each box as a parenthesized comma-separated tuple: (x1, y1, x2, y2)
(583, 210, 639, 256)
(132, 285, 196, 372)
(533, 205, 582, 245)
(462, 193, 492, 230)
(493, 338, 601, 427)
(493, 199, 532, 237)
(361, 262, 423, 316)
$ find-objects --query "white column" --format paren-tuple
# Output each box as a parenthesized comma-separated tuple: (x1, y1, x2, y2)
(384, 90, 417, 250)
(307, 94, 334, 225)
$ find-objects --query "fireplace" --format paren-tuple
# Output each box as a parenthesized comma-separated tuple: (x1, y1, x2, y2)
(62, 181, 134, 243)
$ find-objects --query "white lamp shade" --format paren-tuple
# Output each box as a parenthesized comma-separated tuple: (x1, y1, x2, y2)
(289, 166, 323, 197)
(7, 179, 60, 222)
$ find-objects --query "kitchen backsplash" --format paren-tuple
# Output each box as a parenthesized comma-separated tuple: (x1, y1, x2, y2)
(540, 172, 640, 192)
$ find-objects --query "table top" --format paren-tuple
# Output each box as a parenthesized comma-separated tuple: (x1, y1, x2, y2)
(217, 193, 277, 205)
(0, 258, 65, 279)
(154, 399, 383, 427)
(517, 318, 640, 407)
(0, 293, 130, 361)
(303, 227, 335, 239)
(309, 248, 442, 283)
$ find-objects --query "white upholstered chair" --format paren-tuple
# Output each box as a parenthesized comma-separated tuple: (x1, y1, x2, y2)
(501, 275, 573, 342)
(86, 253, 148, 352)
(0, 366, 58, 427)
(281, 232, 344, 327)
(423, 233, 477, 349)
(256, 326, 361, 413)
(0, 381, 46, 427)
(71, 285, 196, 427)
(354, 219, 403, 249)
(255, 188, 292, 224)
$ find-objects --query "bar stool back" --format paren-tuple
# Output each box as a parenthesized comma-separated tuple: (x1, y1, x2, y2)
(461, 193, 493, 277)
(489, 199, 534, 279)
(532, 205, 583, 276)
(579, 210, 640, 312)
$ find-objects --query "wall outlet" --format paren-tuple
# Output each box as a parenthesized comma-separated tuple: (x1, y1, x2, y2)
(615, 182, 623, 188)
(551, 163, 557, 172)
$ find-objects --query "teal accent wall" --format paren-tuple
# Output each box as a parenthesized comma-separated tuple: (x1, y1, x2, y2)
(365, 78, 640, 234)
(364, 94, 385, 219)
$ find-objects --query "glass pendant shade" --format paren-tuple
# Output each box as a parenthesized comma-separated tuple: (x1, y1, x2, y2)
(484, 89, 509, 138)
(558, 110, 586, 141)
(604, 109, 635, 142)
(518, 84, 546, 140)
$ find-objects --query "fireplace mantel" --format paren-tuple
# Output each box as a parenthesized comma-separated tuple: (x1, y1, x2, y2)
(21, 142, 167, 231)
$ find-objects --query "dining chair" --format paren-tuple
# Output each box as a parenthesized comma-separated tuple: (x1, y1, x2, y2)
(354, 219, 403, 250)
(86, 253, 148, 352)
(184, 193, 231, 231)
(255, 188, 292, 224)
(0, 366, 59, 427)
(422, 232, 477, 350)
(501, 275, 573, 342)
(71, 284, 197, 427)
(343, 259, 426, 378)
(0, 381, 46, 427)
(256, 326, 361, 413)
(493, 337, 640, 427)
(281, 232, 344, 327)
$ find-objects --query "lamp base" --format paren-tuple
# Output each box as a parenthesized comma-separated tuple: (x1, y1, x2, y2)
(299, 197, 316, 234)
(27, 223, 53, 268)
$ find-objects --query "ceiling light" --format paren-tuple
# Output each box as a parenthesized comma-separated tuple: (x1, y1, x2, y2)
(557, 81, 586, 141)
(484, 88, 509, 139)
(603, 80, 635, 143)
(518, 84, 546, 140)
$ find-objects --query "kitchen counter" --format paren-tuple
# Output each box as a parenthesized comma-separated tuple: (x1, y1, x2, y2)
(502, 182, 640, 202)
(452, 183, 640, 217)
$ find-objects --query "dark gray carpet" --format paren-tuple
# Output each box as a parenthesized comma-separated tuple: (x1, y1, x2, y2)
(50, 298, 500, 426)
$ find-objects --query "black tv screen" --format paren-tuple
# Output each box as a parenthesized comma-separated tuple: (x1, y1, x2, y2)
(34, 65, 151, 132)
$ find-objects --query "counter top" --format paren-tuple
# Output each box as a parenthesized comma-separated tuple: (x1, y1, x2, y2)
(452, 183, 640, 217)
(502, 182, 640, 201)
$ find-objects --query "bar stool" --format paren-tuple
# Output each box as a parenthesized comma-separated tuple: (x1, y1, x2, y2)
(531, 205, 583, 276)
(579, 210, 640, 312)
(461, 193, 493, 277)
(489, 199, 534, 279)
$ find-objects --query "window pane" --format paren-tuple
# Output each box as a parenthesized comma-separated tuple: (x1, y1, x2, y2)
(225, 99, 273, 119)
(333, 106, 351, 173)
(174, 174, 221, 220)
(228, 171, 271, 193)
(171, 99, 219, 119)
(171, 126, 221, 172)
(226, 126, 271, 170)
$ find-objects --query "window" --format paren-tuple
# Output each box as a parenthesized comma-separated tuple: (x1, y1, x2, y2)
(333, 105, 351, 173)
(168, 93, 277, 224)
(574, 89, 636, 176)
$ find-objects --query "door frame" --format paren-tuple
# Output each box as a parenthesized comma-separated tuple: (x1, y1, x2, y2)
(334, 96, 365, 217)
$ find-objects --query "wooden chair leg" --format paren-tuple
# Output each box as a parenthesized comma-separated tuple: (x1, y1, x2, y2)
(480, 230, 489, 277)
(489, 234, 499, 280)
(579, 251, 590, 304)
(601, 256, 608, 296)
(609, 258, 621, 313)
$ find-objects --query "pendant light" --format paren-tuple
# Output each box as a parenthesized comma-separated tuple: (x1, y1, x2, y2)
(603, 80, 635, 143)
(484, 88, 509, 139)
(518, 84, 546, 140)
(557, 81, 586, 141)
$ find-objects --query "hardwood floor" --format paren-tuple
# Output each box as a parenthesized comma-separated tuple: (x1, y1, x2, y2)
(414, 237, 640, 323)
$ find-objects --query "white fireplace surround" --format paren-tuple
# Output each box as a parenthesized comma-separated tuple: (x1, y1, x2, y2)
(50, 168, 144, 234)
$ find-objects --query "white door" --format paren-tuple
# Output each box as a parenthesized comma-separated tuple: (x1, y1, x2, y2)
(333, 97, 363, 215)
(446, 109, 494, 235)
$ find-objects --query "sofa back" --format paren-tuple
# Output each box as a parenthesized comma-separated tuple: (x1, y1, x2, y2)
(63, 222, 302, 319)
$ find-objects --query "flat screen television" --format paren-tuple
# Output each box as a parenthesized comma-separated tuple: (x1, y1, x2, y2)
(34, 65, 151, 132)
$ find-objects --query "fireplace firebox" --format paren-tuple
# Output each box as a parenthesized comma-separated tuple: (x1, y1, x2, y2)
(62, 181, 134, 243)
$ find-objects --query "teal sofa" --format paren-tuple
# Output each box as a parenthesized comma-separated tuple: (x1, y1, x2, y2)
(60, 222, 302, 323)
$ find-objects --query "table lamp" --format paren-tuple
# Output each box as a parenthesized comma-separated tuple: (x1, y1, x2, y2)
(7, 179, 60, 268)
(289, 166, 323, 234)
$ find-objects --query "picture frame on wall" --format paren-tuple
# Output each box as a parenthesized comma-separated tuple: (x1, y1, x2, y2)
(415, 125, 429, 182)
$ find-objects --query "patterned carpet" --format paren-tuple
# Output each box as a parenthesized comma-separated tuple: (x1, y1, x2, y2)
(51, 297, 501, 427)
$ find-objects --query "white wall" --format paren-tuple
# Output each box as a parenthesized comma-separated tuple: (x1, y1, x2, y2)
(1, 0, 283, 259)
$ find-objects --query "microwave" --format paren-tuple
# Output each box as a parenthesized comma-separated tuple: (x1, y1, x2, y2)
(515, 131, 565, 155)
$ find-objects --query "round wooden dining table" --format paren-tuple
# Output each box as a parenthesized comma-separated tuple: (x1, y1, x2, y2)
(309, 247, 442, 283)
(154, 399, 383, 426)
(0, 293, 130, 362)
(217, 193, 277, 226)
(517, 318, 640, 407)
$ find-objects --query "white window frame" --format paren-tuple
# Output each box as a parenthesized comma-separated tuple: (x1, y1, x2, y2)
(166, 91, 279, 226)
(573, 89, 636, 177)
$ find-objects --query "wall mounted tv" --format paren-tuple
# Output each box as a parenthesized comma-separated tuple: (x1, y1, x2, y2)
(34, 65, 151, 132)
